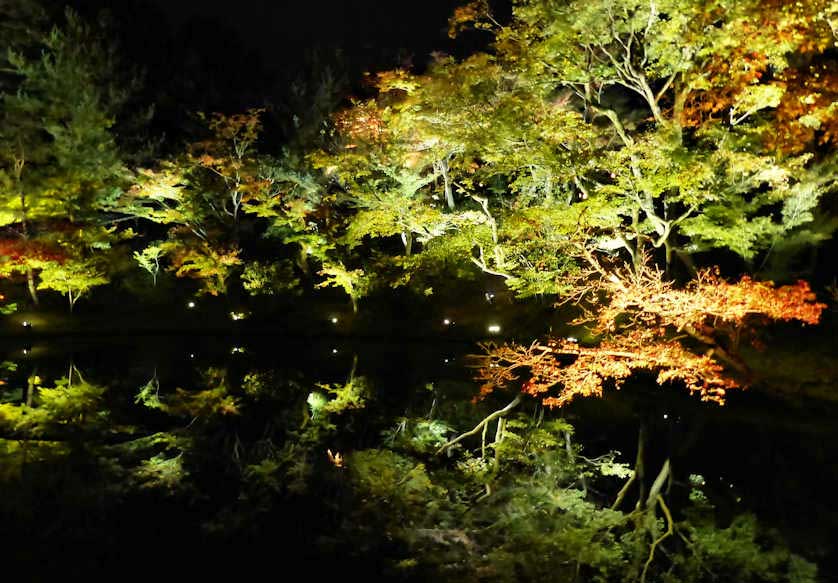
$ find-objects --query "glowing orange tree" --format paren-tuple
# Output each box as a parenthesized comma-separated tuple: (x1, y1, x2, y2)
(475, 260, 826, 408)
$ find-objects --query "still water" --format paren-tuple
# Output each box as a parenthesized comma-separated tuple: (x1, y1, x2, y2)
(1, 330, 836, 581)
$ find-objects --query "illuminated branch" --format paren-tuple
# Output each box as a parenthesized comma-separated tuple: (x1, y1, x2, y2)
(641, 494, 674, 583)
(436, 395, 522, 456)
(474, 264, 825, 408)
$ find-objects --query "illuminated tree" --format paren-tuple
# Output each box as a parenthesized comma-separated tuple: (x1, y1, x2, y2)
(474, 262, 826, 408)
(189, 108, 267, 227)
(316, 261, 372, 313)
(319, 0, 837, 298)
(0, 6, 137, 305)
(34, 259, 107, 312)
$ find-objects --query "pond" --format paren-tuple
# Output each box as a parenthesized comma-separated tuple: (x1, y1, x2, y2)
(1, 321, 837, 581)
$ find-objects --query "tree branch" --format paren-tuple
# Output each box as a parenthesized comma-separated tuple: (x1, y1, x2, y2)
(436, 395, 522, 455)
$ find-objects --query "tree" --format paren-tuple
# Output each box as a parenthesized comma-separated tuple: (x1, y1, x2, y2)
(0, 5, 137, 305)
(133, 243, 164, 286)
(320, 0, 837, 297)
(36, 258, 108, 312)
(316, 261, 372, 314)
(474, 261, 826, 408)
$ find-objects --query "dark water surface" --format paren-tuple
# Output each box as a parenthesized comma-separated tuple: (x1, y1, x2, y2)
(1, 329, 837, 580)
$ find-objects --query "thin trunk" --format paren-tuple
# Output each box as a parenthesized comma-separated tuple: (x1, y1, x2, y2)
(26, 267, 39, 306)
(15, 155, 39, 306)
(401, 231, 413, 256)
(437, 395, 522, 456)
(439, 158, 454, 210)
(297, 246, 310, 277)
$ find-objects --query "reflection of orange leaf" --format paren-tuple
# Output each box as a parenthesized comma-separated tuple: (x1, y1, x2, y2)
(327, 449, 344, 468)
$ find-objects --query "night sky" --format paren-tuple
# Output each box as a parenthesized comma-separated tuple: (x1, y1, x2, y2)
(57, 0, 484, 115)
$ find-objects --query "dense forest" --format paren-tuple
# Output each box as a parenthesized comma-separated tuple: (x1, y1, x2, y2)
(1, 0, 837, 580)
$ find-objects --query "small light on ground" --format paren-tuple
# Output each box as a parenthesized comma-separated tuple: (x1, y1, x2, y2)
(444, 358, 449, 364)
(231, 346, 245, 354)
(663, 413, 669, 420)
(22, 321, 31, 328)
(22, 348, 29, 355)
(566, 336, 578, 343)
(443, 318, 451, 325)
(331, 317, 339, 324)
(189, 353, 195, 359)
(187, 301, 196, 309)
(230, 311, 247, 321)
(487, 324, 501, 334)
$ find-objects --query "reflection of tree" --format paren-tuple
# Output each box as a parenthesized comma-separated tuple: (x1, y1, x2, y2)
(0, 353, 821, 580)
(347, 398, 816, 582)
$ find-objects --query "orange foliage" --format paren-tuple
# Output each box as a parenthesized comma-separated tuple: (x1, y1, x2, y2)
(476, 334, 737, 408)
(680, 1, 833, 129)
(770, 61, 838, 153)
(474, 267, 825, 408)
(333, 102, 386, 145)
(0, 238, 66, 266)
(597, 267, 825, 333)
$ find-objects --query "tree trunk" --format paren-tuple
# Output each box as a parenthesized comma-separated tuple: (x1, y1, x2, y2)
(16, 158, 39, 306)
(437, 158, 455, 210)
(26, 267, 39, 306)
(297, 246, 310, 277)
(401, 231, 413, 256)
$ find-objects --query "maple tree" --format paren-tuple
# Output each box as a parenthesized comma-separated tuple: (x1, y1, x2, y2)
(474, 260, 826, 408)
(309, 0, 837, 303)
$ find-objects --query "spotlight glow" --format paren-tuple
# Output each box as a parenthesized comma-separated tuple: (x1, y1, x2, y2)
(487, 324, 501, 334)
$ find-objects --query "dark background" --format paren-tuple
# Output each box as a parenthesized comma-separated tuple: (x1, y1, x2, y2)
(50, 0, 491, 116)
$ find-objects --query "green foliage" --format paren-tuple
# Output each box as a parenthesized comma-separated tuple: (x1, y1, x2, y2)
(241, 260, 301, 295)
(667, 514, 817, 583)
(133, 243, 164, 285)
(316, 261, 372, 313)
(161, 239, 241, 296)
(0, 371, 108, 437)
(332, 408, 816, 582)
(348, 449, 443, 508)
(315, 376, 369, 417)
(36, 258, 109, 310)
(382, 417, 455, 455)
(135, 374, 162, 410)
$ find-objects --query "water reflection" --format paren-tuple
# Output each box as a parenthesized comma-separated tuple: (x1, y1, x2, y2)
(0, 337, 834, 580)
